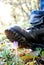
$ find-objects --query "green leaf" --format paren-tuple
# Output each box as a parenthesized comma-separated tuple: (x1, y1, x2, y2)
(41, 51, 44, 56)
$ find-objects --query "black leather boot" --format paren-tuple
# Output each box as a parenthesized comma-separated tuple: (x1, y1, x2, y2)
(5, 25, 44, 49)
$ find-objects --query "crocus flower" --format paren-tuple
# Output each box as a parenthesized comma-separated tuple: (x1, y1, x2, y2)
(13, 41, 18, 49)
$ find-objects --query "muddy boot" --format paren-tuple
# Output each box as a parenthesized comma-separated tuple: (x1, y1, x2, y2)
(5, 26, 37, 48)
(5, 25, 44, 49)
